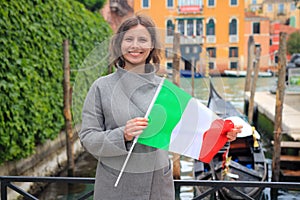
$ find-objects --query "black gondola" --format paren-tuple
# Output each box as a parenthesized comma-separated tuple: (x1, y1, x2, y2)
(194, 80, 268, 200)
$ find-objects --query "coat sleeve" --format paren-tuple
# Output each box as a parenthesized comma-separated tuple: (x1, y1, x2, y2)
(78, 81, 130, 160)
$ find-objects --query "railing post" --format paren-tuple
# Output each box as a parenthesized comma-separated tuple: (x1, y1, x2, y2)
(1, 179, 8, 200)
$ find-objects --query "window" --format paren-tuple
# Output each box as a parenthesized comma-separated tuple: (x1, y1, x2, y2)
(267, 4, 273, 12)
(230, 62, 238, 69)
(278, 3, 284, 15)
(229, 19, 237, 35)
(274, 53, 278, 64)
(229, 47, 238, 57)
(178, 0, 203, 6)
(167, 20, 174, 36)
(176, 19, 202, 36)
(142, 0, 149, 8)
(165, 48, 172, 58)
(230, 0, 237, 6)
(167, 0, 174, 8)
(290, 16, 296, 27)
(187, 19, 194, 36)
(167, 62, 173, 70)
(206, 19, 215, 36)
(252, 22, 260, 34)
(252, 0, 257, 4)
(208, 0, 215, 7)
(196, 19, 203, 36)
(207, 47, 216, 58)
(178, 20, 184, 35)
(255, 44, 261, 54)
(291, 2, 296, 11)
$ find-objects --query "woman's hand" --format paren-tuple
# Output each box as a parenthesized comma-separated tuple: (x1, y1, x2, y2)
(226, 125, 243, 142)
(124, 117, 148, 141)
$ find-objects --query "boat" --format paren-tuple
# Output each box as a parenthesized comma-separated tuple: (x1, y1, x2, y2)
(194, 80, 268, 200)
(180, 69, 203, 78)
(223, 70, 273, 77)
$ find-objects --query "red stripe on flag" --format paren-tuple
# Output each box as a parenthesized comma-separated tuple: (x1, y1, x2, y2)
(199, 119, 234, 163)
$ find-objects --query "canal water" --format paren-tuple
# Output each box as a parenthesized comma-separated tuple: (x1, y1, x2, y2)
(37, 77, 299, 200)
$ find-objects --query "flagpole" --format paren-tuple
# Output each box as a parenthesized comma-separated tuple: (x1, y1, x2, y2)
(114, 77, 165, 187)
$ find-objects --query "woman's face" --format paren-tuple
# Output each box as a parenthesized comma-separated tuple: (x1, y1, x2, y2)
(121, 24, 153, 71)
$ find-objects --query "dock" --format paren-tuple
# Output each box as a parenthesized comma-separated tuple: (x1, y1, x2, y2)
(245, 91, 300, 140)
(279, 141, 300, 181)
(245, 91, 300, 181)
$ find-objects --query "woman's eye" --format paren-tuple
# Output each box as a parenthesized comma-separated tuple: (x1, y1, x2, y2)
(124, 38, 132, 42)
(139, 38, 148, 42)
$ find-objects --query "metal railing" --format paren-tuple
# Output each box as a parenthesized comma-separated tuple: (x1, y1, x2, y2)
(1, 176, 300, 200)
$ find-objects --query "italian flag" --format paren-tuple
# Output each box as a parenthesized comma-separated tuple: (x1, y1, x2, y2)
(138, 78, 234, 163)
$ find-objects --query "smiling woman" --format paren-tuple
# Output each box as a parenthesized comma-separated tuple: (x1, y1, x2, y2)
(78, 14, 175, 200)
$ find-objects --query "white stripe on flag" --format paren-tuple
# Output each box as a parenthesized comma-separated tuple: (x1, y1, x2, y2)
(169, 98, 219, 159)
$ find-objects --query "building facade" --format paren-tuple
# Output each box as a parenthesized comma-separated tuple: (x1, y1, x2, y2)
(133, 0, 247, 76)
(262, 0, 300, 29)
(244, 12, 270, 71)
(102, 0, 298, 75)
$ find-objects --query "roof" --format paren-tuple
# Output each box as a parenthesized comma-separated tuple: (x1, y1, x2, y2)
(245, 12, 270, 20)
(270, 22, 300, 35)
(263, 0, 294, 3)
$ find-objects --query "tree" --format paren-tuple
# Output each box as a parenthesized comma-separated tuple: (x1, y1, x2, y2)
(287, 32, 300, 55)
(294, 0, 300, 8)
(0, 0, 112, 163)
(77, 0, 106, 12)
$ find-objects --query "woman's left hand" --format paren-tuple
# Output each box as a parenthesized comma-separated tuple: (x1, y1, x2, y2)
(226, 125, 243, 142)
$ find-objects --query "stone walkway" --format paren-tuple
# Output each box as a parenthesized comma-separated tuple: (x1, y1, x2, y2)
(246, 91, 300, 140)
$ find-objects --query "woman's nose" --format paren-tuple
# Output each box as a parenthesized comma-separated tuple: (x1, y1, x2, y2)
(131, 39, 139, 47)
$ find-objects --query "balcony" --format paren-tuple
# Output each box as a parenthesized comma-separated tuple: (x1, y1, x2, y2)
(277, 12, 286, 16)
(165, 35, 204, 44)
(181, 35, 204, 44)
(206, 36, 216, 44)
(178, 5, 203, 14)
(229, 35, 239, 43)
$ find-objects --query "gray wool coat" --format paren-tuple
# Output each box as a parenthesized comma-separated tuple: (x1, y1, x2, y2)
(79, 66, 175, 200)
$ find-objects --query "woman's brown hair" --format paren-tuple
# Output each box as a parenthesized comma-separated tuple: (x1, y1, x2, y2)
(109, 14, 161, 68)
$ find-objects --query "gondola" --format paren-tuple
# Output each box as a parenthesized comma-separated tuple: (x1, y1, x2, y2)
(194, 80, 268, 200)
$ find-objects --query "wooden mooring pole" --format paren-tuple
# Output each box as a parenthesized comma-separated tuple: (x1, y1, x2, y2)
(63, 40, 75, 177)
(248, 47, 261, 125)
(172, 32, 181, 87)
(271, 32, 287, 198)
(172, 32, 181, 180)
(244, 36, 255, 92)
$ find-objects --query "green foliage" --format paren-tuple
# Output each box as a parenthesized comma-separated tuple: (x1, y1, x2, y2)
(0, 0, 112, 163)
(77, 0, 106, 12)
(287, 32, 300, 55)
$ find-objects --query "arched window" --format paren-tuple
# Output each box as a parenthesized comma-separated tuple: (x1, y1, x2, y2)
(229, 19, 237, 35)
(206, 19, 215, 36)
(167, 20, 174, 36)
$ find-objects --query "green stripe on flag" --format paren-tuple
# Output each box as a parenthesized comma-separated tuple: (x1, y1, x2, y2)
(138, 79, 191, 150)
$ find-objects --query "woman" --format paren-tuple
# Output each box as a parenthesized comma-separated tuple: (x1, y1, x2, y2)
(79, 14, 240, 200)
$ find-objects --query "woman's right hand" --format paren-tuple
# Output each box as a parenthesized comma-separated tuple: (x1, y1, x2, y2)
(124, 117, 148, 141)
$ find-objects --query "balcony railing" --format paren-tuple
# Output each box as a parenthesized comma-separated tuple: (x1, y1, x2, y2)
(165, 35, 204, 44)
(229, 35, 239, 43)
(1, 176, 300, 200)
(206, 35, 216, 44)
